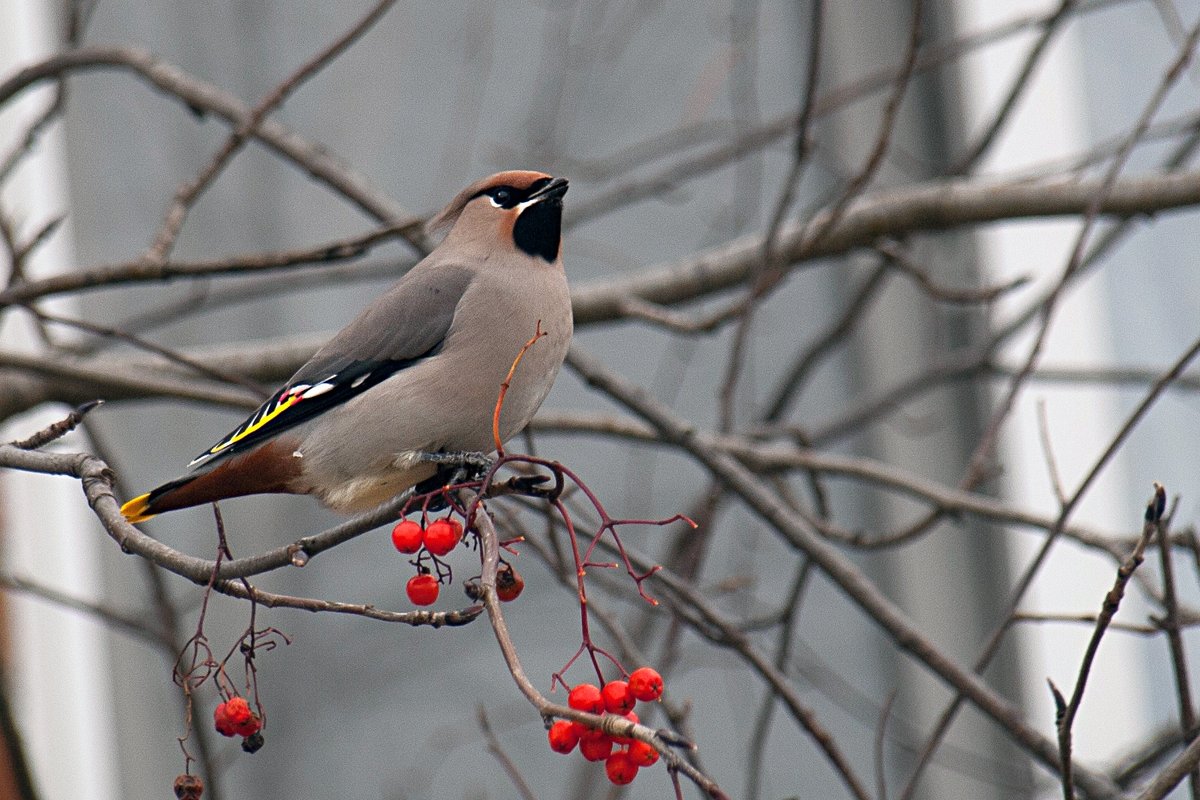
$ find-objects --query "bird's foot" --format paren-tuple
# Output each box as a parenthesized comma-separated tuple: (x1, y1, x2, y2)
(416, 450, 495, 474)
(416, 451, 495, 494)
(506, 474, 552, 494)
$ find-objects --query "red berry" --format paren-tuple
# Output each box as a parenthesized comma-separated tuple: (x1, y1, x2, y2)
(602, 680, 635, 714)
(390, 520, 423, 553)
(496, 564, 524, 602)
(628, 739, 660, 767)
(213, 697, 253, 738)
(226, 697, 252, 722)
(406, 573, 440, 605)
(547, 720, 579, 754)
(423, 518, 463, 556)
(233, 712, 262, 738)
(605, 750, 639, 785)
(628, 667, 664, 701)
(579, 730, 613, 762)
(567, 683, 604, 713)
(213, 704, 237, 737)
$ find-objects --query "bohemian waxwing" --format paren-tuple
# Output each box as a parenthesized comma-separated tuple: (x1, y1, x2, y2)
(121, 170, 571, 523)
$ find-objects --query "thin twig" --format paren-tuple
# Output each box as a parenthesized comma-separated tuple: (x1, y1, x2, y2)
(876, 691, 897, 800)
(761, 260, 889, 422)
(1155, 503, 1199, 798)
(25, 308, 269, 397)
(745, 558, 811, 800)
(1008, 612, 1159, 635)
(961, 15, 1200, 492)
(1136, 735, 1200, 800)
(0, 220, 420, 308)
(1036, 399, 1068, 505)
(468, 491, 730, 799)
(564, 344, 1120, 798)
(949, 0, 1077, 174)
(564, 0, 1133, 228)
(1116, 723, 1200, 790)
(716, 0, 825, 430)
(875, 239, 1029, 304)
(0, 46, 423, 241)
(0, 570, 165, 645)
(900, 331, 1200, 800)
(477, 706, 538, 800)
(145, 0, 402, 262)
(1054, 484, 1166, 800)
(7, 399, 101, 450)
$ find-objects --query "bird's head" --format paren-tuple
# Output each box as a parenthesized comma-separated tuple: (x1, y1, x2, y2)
(428, 170, 569, 264)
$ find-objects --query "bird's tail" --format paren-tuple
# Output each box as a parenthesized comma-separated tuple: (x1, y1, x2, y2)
(120, 440, 305, 524)
(120, 493, 155, 523)
(121, 474, 199, 523)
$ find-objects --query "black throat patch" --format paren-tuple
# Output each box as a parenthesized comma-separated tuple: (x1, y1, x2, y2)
(513, 197, 563, 262)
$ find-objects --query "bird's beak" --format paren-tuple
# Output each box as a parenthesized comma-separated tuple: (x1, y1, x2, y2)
(527, 177, 569, 203)
(515, 177, 568, 215)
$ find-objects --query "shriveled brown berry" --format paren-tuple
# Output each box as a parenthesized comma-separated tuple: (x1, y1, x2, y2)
(496, 564, 524, 602)
(174, 773, 204, 800)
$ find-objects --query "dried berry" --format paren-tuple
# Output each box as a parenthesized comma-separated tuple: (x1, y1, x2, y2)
(496, 564, 524, 602)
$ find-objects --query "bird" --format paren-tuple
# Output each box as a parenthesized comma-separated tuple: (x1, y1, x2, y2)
(121, 170, 572, 523)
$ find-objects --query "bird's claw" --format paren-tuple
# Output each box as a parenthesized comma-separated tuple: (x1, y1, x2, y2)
(417, 451, 494, 469)
(508, 474, 551, 493)
(417, 451, 494, 486)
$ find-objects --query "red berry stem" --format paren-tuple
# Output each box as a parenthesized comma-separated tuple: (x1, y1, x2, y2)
(551, 497, 607, 685)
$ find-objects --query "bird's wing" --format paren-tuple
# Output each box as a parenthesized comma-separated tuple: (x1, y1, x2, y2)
(188, 264, 475, 471)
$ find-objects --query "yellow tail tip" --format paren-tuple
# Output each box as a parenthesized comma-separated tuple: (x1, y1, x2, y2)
(120, 493, 156, 524)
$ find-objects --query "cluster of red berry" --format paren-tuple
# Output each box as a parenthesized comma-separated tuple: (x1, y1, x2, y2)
(391, 517, 463, 557)
(547, 667, 665, 785)
(391, 517, 464, 605)
(392, 516, 526, 606)
(213, 696, 261, 739)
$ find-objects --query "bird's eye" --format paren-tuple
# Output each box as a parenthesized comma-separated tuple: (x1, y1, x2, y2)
(489, 187, 514, 208)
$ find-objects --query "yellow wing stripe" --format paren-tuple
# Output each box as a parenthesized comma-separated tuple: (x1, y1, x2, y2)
(206, 393, 302, 457)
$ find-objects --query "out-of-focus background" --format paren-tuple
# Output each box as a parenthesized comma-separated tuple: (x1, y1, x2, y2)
(3, 1, 1200, 798)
